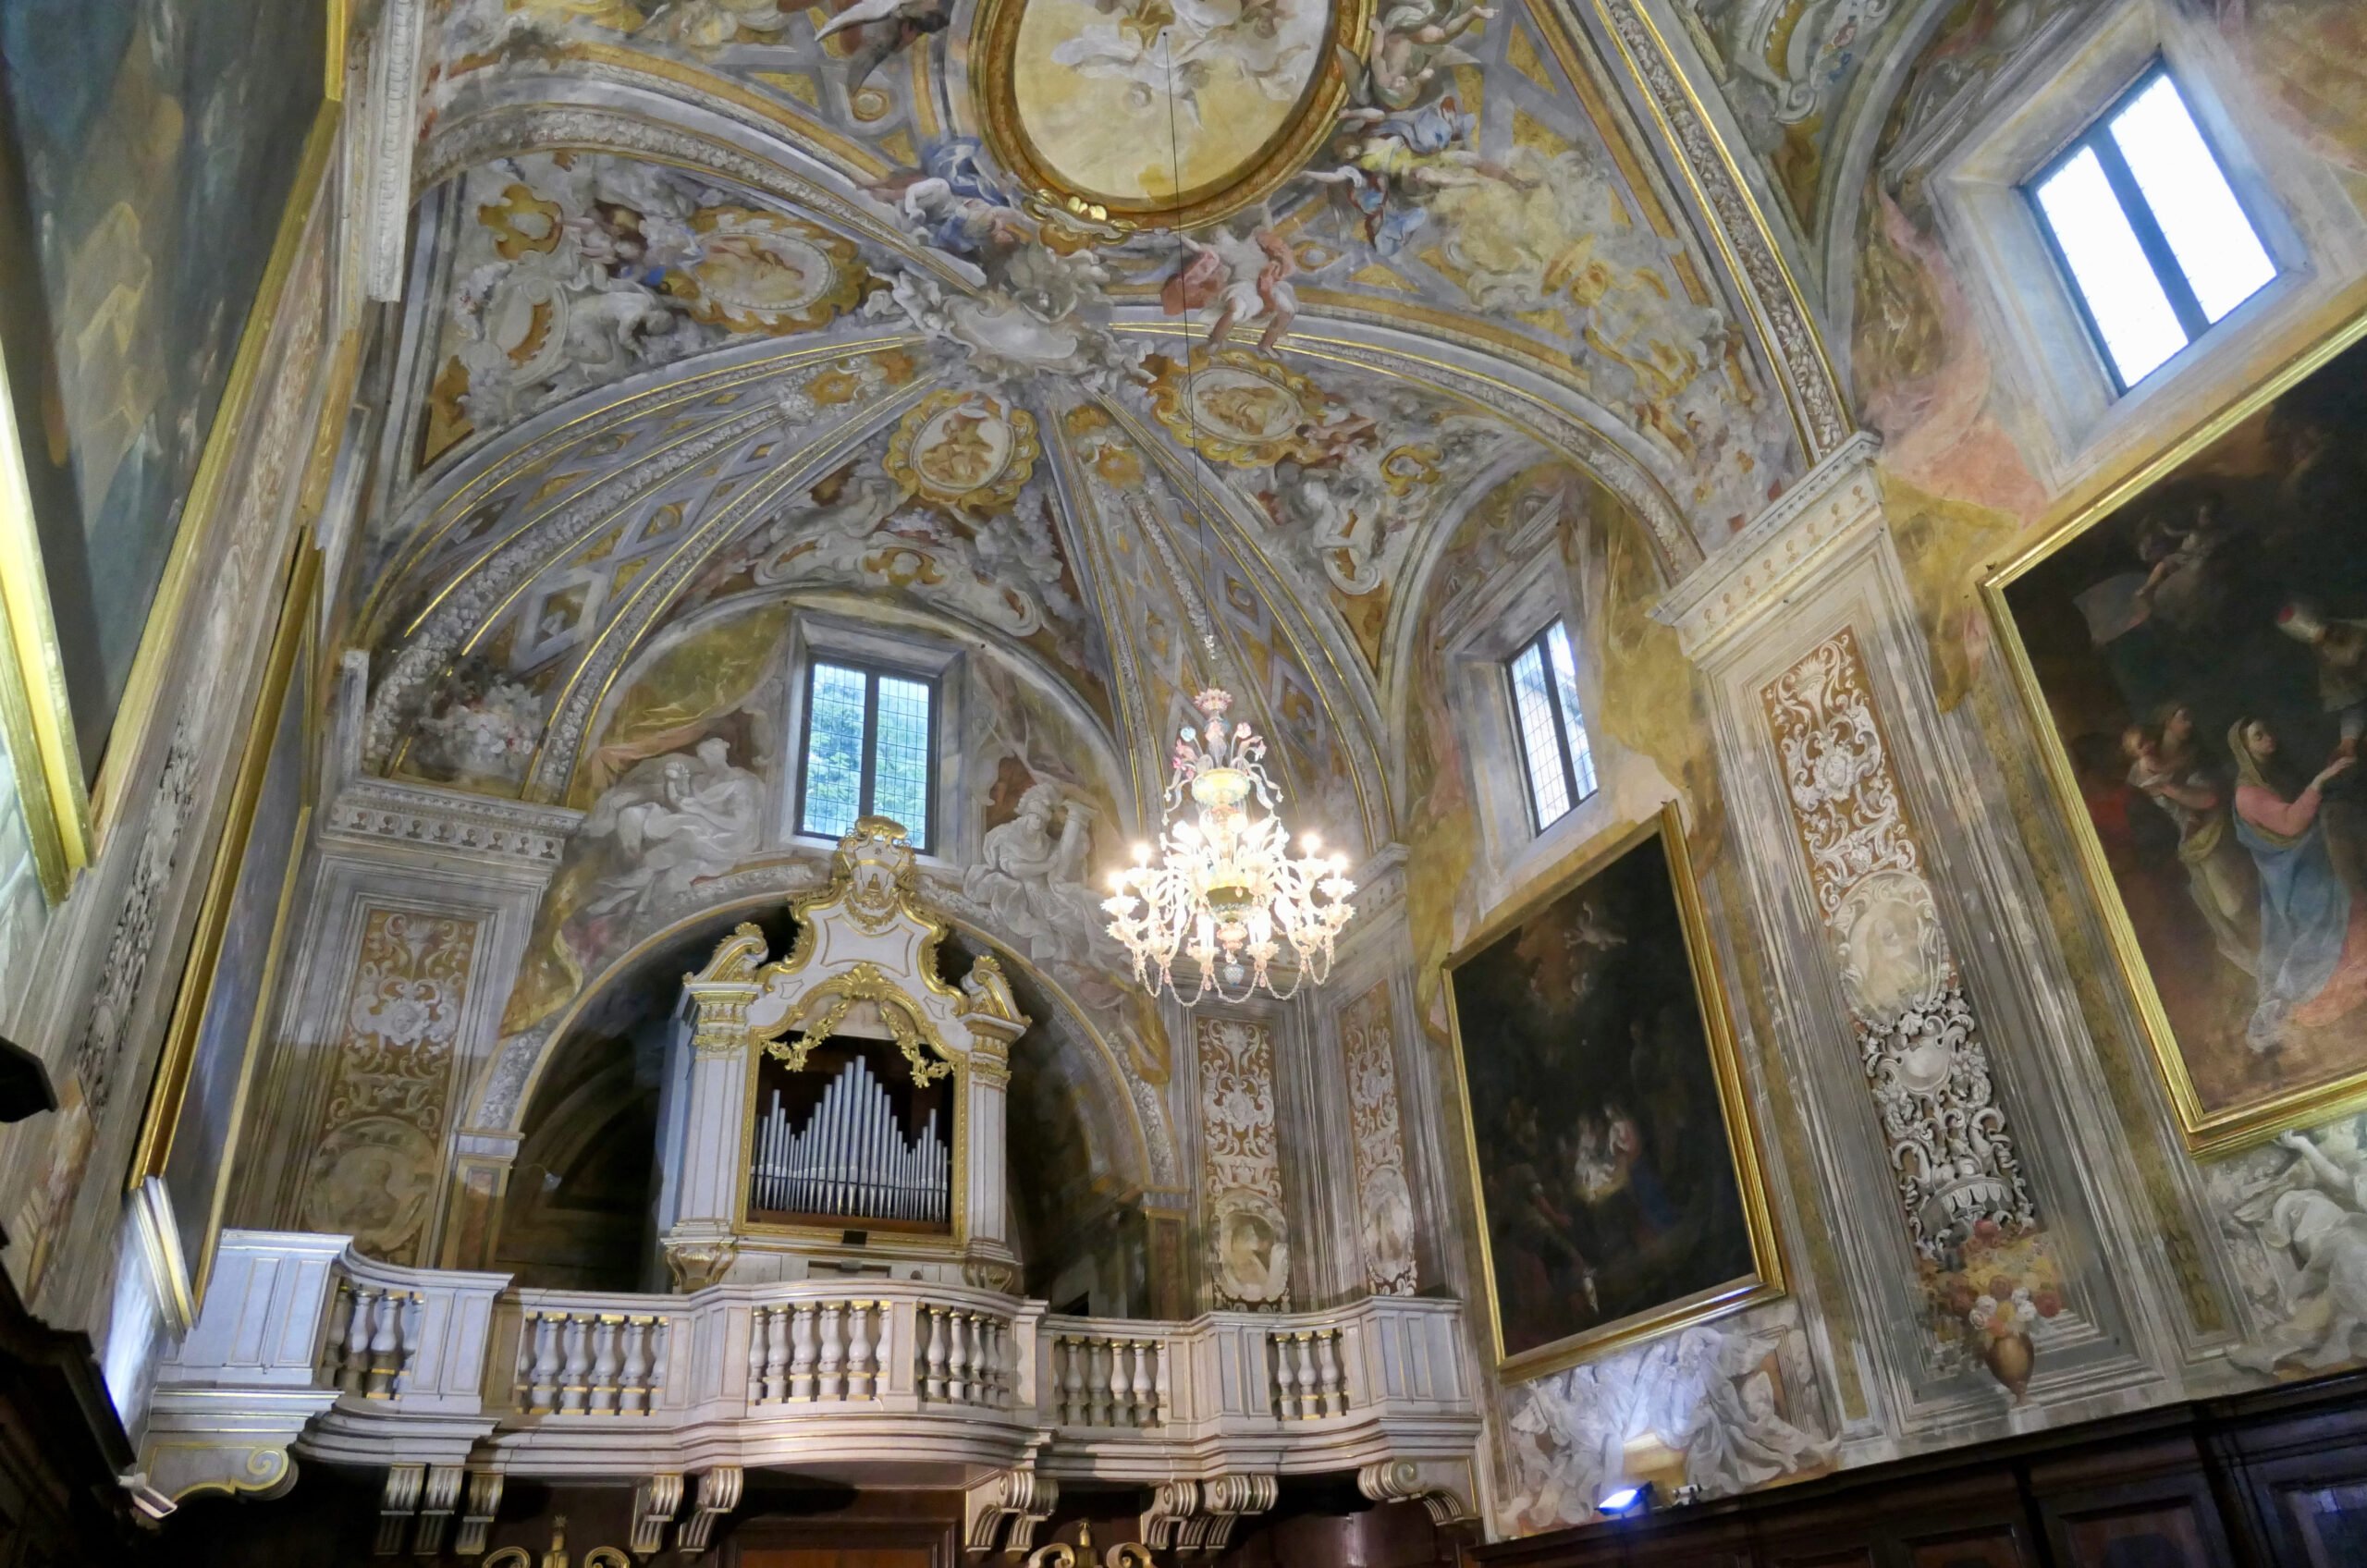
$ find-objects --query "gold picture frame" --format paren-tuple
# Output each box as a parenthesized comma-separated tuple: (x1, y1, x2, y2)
(128, 543, 322, 1313)
(1982, 304, 2367, 1157)
(1446, 802, 1785, 1381)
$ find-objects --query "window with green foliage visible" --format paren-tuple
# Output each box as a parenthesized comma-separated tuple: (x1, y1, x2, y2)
(797, 660, 937, 851)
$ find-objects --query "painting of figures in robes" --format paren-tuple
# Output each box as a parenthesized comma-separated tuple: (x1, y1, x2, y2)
(0, 0, 325, 771)
(1448, 805, 1782, 1377)
(1993, 329, 2367, 1152)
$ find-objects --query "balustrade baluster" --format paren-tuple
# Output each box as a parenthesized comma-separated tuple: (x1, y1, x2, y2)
(1059, 1336, 1084, 1426)
(589, 1317, 622, 1414)
(559, 1316, 593, 1413)
(747, 1306, 773, 1404)
(923, 1308, 949, 1402)
(339, 1283, 376, 1397)
(1102, 1338, 1127, 1427)
(1149, 1338, 1169, 1427)
(528, 1312, 561, 1410)
(620, 1317, 652, 1415)
(324, 1280, 356, 1389)
(767, 1306, 792, 1403)
(847, 1302, 875, 1398)
(1294, 1334, 1319, 1419)
(1315, 1329, 1344, 1415)
(646, 1318, 668, 1409)
(1271, 1331, 1300, 1419)
(954, 1312, 978, 1403)
(789, 1305, 817, 1400)
(1129, 1338, 1154, 1426)
(817, 1302, 846, 1400)
(981, 1319, 1007, 1407)
(366, 1288, 403, 1398)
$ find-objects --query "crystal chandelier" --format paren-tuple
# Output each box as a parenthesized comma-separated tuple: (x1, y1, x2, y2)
(1103, 686, 1355, 1004)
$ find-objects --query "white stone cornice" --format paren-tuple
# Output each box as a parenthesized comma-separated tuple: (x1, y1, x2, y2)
(322, 775, 582, 870)
(1651, 431, 1883, 662)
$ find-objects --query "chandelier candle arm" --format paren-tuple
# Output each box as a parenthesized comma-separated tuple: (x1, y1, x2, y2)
(1103, 687, 1355, 1004)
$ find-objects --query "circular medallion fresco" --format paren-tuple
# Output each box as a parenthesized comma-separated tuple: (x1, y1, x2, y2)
(974, 0, 1368, 228)
(886, 389, 1042, 509)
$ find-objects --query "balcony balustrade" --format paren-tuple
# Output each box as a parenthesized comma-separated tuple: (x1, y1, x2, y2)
(143, 1231, 1481, 1538)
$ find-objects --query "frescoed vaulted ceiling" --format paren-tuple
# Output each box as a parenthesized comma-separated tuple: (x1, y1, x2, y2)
(357, 0, 2091, 883)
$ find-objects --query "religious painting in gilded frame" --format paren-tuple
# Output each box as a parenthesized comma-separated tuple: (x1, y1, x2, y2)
(1447, 802, 1784, 1378)
(1985, 315, 2367, 1155)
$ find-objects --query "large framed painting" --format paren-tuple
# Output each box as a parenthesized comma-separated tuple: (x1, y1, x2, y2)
(1447, 803, 1784, 1378)
(0, 0, 329, 881)
(131, 546, 316, 1314)
(1985, 317, 2367, 1154)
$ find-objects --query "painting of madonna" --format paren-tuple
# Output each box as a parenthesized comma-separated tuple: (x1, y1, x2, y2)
(1999, 333, 2367, 1147)
(1447, 810, 1778, 1375)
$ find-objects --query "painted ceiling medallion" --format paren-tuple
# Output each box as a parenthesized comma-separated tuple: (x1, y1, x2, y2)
(973, 0, 1372, 231)
(1147, 347, 1328, 467)
(885, 389, 1042, 510)
(661, 209, 868, 335)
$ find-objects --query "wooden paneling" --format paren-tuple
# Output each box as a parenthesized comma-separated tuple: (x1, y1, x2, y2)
(1476, 1374, 2367, 1568)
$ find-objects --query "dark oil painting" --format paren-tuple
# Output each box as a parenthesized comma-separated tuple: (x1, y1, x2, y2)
(2002, 335, 2367, 1139)
(1451, 821, 1761, 1367)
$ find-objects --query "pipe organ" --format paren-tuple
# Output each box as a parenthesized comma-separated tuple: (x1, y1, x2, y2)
(749, 1057, 951, 1225)
(665, 818, 1028, 1292)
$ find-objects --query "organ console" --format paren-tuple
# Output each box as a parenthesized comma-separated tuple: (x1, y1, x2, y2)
(663, 818, 1029, 1292)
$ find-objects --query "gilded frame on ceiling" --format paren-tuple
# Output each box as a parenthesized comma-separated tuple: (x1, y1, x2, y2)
(1982, 305, 2367, 1156)
(1446, 802, 1784, 1381)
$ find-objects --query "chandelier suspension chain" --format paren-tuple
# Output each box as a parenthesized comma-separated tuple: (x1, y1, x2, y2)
(1095, 43, 1358, 1007)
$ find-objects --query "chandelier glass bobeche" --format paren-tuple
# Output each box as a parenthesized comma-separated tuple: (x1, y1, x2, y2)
(1103, 686, 1355, 1004)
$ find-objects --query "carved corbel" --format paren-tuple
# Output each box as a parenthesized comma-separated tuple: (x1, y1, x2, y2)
(1140, 1474, 1276, 1552)
(964, 1467, 1059, 1554)
(1355, 1458, 1477, 1526)
(377, 1464, 426, 1555)
(676, 1466, 742, 1555)
(416, 1464, 465, 1555)
(662, 1239, 739, 1292)
(456, 1470, 505, 1557)
(632, 1474, 685, 1556)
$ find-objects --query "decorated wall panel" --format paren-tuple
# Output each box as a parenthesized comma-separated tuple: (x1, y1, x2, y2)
(1339, 981, 1418, 1297)
(300, 908, 482, 1267)
(1196, 1014, 1292, 1311)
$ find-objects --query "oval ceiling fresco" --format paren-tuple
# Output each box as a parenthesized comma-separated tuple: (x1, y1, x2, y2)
(975, 0, 1369, 227)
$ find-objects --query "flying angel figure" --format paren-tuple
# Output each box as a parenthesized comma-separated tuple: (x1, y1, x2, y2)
(814, 0, 954, 98)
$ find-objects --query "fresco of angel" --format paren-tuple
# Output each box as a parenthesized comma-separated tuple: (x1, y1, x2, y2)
(815, 0, 954, 98)
(1338, 0, 1496, 114)
(1161, 225, 1298, 351)
(1300, 96, 1528, 255)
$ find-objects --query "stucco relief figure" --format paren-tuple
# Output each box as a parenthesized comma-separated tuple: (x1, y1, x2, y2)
(2217, 1119, 2367, 1374)
(1498, 1315, 1832, 1534)
(963, 782, 1107, 967)
(579, 738, 765, 930)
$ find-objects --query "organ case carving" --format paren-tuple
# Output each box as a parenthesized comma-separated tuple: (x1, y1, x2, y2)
(668, 818, 1028, 1288)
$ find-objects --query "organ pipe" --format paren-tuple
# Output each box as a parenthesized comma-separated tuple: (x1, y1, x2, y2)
(747, 1056, 950, 1224)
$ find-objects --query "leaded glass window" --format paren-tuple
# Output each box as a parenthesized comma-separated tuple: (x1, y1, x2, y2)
(1507, 619, 1598, 833)
(797, 660, 937, 850)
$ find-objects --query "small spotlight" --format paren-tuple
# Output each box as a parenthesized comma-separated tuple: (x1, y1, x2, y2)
(1596, 1482, 1654, 1518)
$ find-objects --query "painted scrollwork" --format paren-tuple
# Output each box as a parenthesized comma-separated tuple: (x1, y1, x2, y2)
(1762, 630, 2035, 1259)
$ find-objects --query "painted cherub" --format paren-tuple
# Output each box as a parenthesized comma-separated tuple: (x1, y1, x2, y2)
(1338, 0, 1497, 114)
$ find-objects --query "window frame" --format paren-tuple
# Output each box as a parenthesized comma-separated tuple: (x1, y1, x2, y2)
(2024, 58, 2273, 395)
(1503, 619, 1598, 835)
(793, 655, 941, 853)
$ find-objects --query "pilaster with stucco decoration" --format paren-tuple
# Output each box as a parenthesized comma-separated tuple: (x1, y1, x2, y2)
(1657, 435, 2187, 1455)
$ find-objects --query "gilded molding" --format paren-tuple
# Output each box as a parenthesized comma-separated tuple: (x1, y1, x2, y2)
(1590, 0, 1848, 459)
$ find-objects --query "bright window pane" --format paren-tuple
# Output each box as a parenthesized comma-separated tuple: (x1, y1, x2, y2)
(801, 663, 867, 839)
(1543, 622, 1599, 803)
(871, 675, 931, 846)
(2107, 75, 2275, 324)
(1510, 642, 1572, 827)
(2035, 147, 2189, 386)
